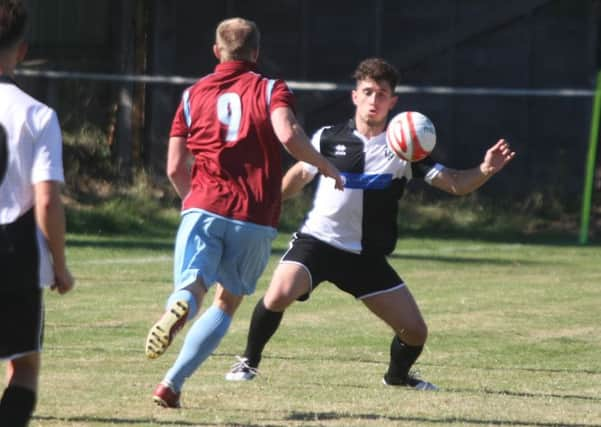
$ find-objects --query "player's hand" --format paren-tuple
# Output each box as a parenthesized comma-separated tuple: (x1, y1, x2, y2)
(480, 139, 515, 176)
(319, 160, 345, 190)
(51, 265, 75, 295)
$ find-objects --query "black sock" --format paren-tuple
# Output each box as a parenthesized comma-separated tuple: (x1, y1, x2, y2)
(242, 297, 284, 368)
(385, 335, 423, 384)
(0, 385, 37, 427)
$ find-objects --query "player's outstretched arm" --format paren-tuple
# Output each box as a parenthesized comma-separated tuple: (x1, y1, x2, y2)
(431, 139, 515, 196)
(480, 139, 516, 176)
(34, 181, 74, 294)
(271, 107, 344, 190)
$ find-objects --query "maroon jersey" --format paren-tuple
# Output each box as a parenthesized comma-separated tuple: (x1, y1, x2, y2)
(170, 61, 295, 227)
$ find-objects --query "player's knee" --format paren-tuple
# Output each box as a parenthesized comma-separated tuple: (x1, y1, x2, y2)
(9, 355, 39, 373)
(399, 320, 428, 346)
(214, 286, 243, 316)
(7, 354, 40, 387)
(263, 276, 309, 311)
(415, 321, 428, 344)
(263, 289, 296, 311)
(184, 279, 207, 303)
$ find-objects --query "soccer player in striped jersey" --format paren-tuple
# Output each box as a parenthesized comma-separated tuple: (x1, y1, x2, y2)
(145, 17, 343, 408)
(0, 1, 74, 424)
(226, 57, 515, 389)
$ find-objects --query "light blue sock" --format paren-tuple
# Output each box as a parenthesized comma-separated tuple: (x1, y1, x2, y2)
(163, 305, 232, 391)
(166, 289, 198, 321)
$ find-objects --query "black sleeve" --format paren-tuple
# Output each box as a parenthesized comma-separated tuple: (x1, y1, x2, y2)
(410, 156, 437, 180)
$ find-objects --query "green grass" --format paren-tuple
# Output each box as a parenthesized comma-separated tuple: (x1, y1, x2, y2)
(24, 230, 601, 427)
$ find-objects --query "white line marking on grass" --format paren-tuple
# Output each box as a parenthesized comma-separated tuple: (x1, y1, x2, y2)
(396, 243, 525, 256)
(72, 256, 172, 265)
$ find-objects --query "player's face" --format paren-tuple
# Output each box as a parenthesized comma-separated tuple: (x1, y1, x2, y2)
(352, 78, 397, 128)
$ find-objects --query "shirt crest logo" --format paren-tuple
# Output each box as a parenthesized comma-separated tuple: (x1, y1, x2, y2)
(334, 144, 347, 156)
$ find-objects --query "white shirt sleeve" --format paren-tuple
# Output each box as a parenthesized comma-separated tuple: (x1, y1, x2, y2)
(424, 163, 445, 185)
(301, 126, 328, 177)
(31, 107, 64, 185)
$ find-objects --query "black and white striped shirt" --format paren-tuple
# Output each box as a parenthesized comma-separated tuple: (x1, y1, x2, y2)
(300, 119, 443, 255)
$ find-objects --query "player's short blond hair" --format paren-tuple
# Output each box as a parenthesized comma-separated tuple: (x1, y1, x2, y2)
(215, 17, 260, 62)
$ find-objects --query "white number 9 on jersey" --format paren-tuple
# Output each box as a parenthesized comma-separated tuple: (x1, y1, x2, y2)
(217, 93, 242, 142)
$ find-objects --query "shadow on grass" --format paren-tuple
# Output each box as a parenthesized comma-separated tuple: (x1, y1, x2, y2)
(270, 243, 548, 266)
(278, 222, 600, 248)
(33, 414, 283, 427)
(66, 196, 599, 252)
(65, 234, 585, 262)
(215, 352, 601, 404)
(33, 415, 200, 426)
(216, 351, 601, 377)
(67, 200, 600, 250)
(285, 411, 601, 427)
(291, 379, 601, 404)
(459, 387, 601, 402)
(386, 252, 545, 265)
(65, 204, 178, 240)
(399, 228, 598, 248)
(33, 411, 601, 427)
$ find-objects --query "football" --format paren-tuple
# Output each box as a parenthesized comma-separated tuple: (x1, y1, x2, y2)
(386, 111, 436, 162)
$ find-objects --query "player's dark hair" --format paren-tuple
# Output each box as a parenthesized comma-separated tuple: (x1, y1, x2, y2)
(353, 58, 400, 92)
(0, 0, 27, 52)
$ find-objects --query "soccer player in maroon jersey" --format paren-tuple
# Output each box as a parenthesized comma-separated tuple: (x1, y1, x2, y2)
(145, 17, 343, 408)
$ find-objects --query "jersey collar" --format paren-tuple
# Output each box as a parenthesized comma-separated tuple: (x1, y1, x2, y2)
(348, 117, 387, 142)
(215, 60, 257, 74)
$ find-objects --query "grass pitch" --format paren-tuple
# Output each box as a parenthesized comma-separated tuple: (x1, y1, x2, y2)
(26, 233, 601, 426)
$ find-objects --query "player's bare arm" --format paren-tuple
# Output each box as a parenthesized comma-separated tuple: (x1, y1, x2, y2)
(34, 180, 74, 294)
(281, 161, 315, 200)
(166, 136, 191, 198)
(271, 107, 344, 190)
(431, 139, 515, 195)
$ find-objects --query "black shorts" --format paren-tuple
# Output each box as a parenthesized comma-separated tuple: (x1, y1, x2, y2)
(0, 287, 44, 359)
(0, 208, 44, 359)
(281, 233, 404, 300)
(0, 208, 39, 292)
